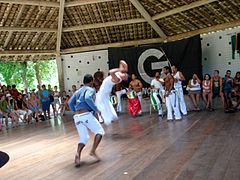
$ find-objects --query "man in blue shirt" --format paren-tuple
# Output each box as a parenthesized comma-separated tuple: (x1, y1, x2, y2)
(68, 74, 104, 167)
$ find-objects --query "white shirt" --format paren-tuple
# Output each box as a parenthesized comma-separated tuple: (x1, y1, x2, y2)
(173, 71, 182, 89)
(151, 78, 163, 91)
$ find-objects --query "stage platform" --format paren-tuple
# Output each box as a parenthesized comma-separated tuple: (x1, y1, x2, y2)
(1, 110, 240, 180)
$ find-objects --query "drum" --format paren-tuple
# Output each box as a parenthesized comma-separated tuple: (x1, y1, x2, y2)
(127, 91, 141, 115)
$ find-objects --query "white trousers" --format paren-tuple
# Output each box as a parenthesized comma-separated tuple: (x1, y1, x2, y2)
(115, 89, 127, 112)
(137, 92, 142, 106)
(165, 91, 181, 120)
(74, 112, 105, 145)
(17, 109, 32, 116)
(176, 87, 187, 115)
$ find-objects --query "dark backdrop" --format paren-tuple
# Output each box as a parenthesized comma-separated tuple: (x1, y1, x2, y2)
(108, 35, 202, 87)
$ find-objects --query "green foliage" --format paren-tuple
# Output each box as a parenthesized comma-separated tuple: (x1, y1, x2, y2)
(0, 60, 58, 90)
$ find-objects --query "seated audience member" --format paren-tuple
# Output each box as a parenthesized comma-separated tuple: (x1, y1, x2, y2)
(210, 70, 225, 109)
(202, 74, 212, 111)
(28, 93, 42, 122)
(188, 74, 201, 111)
(6, 94, 21, 128)
(233, 71, 240, 88)
(11, 85, 19, 100)
(0, 94, 9, 129)
(222, 70, 234, 111)
(15, 93, 32, 124)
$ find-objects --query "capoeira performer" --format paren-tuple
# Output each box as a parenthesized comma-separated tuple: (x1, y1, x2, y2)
(150, 72, 164, 116)
(171, 65, 187, 115)
(163, 66, 182, 121)
(95, 60, 128, 124)
(68, 74, 105, 167)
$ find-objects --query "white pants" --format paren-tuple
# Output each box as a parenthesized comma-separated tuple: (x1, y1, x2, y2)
(17, 109, 32, 117)
(137, 92, 142, 106)
(165, 91, 181, 120)
(115, 89, 127, 112)
(176, 87, 187, 115)
(74, 112, 105, 145)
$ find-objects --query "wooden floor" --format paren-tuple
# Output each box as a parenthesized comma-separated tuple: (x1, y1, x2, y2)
(1, 110, 240, 180)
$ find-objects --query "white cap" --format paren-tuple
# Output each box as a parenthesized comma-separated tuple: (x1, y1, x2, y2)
(6, 94, 11, 97)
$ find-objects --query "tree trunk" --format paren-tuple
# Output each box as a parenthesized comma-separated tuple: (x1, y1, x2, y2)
(21, 62, 28, 89)
(34, 62, 42, 86)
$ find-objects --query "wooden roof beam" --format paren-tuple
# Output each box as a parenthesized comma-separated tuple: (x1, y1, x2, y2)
(63, 18, 146, 32)
(152, 0, 218, 20)
(0, 50, 56, 56)
(0, 27, 57, 33)
(0, 0, 60, 7)
(65, 0, 115, 7)
(56, 0, 65, 55)
(129, 0, 167, 38)
(62, 19, 240, 54)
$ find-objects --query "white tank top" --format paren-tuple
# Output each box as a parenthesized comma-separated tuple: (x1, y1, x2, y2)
(190, 79, 201, 91)
(173, 71, 182, 88)
(99, 73, 122, 95)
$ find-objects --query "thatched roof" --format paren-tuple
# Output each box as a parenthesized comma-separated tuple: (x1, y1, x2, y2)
(0, 0, 239, 61)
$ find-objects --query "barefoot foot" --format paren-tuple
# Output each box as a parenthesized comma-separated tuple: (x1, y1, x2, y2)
(90, 152, 101, 161)
(74, 155, 81, 168)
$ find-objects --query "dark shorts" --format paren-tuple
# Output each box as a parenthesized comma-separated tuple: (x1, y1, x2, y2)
(41, 101, 50, 111)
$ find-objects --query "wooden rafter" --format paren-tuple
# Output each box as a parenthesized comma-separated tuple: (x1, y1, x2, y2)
(62, 19, 240, 54)
(0, 0, 59, 7)
(0, 27, 57, 33)
(64, 0, 115, 7)
(56, 0, 65, 54)
(63, 18, 146, 32)
(129, 0, 167, 38)
(152, 0, 218, 20)
(0, 50, 56, 56)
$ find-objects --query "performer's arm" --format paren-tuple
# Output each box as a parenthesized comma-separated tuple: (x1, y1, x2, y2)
(84, 89, 97, 113)
(138, 80, 143, 89)
(68, 94, 76, 112)
(109, 68, 121, 83)
(119, 60, 128, 72)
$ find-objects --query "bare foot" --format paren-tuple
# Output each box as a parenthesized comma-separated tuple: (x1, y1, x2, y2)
(89, 152, 101, 161)
(74, 155, 81, 168)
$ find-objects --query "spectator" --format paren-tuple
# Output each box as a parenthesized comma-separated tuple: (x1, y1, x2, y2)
(210, 70, 225, 109)
(93, 71, 104, 92)
(188, 74, 201, 111)
(0, 94, 9, 129)
(202, 74, 212, 111)
(52, 86, 60, 117)
(233, 71, 240, 88)
(28, 92, 41, 122)
(222, 70, 234, 111)
(11, 85, 19, 99)
(39, 85, 50, 119)
(15, 93, 32, 124)
(6, 94, 20, 128)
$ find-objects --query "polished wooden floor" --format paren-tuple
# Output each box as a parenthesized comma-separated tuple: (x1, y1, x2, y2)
(1, 110, 240, 180)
